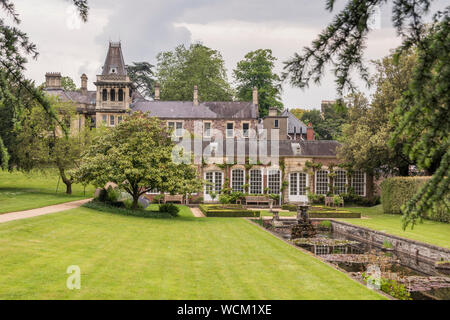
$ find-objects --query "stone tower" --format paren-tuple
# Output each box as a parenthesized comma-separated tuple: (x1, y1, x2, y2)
(94, 42, 132, 127)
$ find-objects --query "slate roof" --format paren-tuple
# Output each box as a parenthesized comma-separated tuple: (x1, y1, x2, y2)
(44, 88, 97, 105)
(101, 42, 127, 76)
(131, 101, 258, 119)
(179, 139, 340, 157)
(281, 109, 308, 135)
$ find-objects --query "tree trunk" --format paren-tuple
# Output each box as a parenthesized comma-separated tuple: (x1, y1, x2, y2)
(58, 166, 73, 195)
(398, 164, 410, 176)
(132, 195, 139, 210)
(65, 182, 72, 195)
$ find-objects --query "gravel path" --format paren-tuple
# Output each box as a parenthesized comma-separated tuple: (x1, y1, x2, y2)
(0, 199, 92, 224)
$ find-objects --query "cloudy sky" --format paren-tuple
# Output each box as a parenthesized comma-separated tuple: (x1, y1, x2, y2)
(13, 0, 447, 109)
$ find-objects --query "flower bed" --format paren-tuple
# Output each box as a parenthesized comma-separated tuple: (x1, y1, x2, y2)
(199, 204, 260, 217)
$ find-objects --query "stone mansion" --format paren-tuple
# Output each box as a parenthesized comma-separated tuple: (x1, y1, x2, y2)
(44, 42, 373, 203)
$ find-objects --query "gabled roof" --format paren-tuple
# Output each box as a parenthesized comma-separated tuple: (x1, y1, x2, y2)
(131, 101, 258, 119)
(281, 109, 308, 135)
(101, 42, 127, 76)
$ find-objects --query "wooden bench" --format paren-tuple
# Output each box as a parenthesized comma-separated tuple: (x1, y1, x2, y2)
(325, 196, 344, 207)
(164, 194, 184, 204)
(245, 196, 271, 206)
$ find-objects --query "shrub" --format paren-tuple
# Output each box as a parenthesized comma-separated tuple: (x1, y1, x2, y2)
(199, 204, 260, 217)
(123, 199, 144, 210)
(319, 220, 332, 230)
(106, 186, 120, 203)
(84, 200, 174, 219)
(229, 192, 245, 204)
(218, 193, 231, 204)
(333, 195, 344, 206)
(159, 203, 180, 217)
(282, 204, 297, 212)
(380, 177, 448, 222)
(152, 194, 165, 204)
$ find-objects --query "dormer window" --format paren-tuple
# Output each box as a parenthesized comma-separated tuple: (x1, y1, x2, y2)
(110, 67, 117, 74)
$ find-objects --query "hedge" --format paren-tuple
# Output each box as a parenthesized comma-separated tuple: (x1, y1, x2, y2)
(380, 176, 449, 223)
(308, 211, 361, 219)
(199, 204, 260, 218)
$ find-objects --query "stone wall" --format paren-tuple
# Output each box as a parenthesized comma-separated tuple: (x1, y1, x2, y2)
(329, 220, 450, 263)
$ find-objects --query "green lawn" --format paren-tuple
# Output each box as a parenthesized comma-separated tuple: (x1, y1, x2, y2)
(260, 210, 296, 217)
(341, 205, 450, 248)
(0, 170, 95, 214)
(0, 204, 384, 300)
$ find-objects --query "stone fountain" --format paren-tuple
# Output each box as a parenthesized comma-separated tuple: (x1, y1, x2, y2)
(290, 202, 317, 239)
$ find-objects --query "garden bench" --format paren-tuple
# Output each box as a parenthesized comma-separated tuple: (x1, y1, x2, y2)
(164, 194, 184, 204)
(245, 196, 271, 206)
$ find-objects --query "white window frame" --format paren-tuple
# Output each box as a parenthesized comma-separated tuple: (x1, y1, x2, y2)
(289, 172, 308, 202)
(204, 171, 224, 201)
(334, 170, 347, 195)
(315, 170, 330, 195)
(267, 169, 281, 195)
(249, 169, 263, 194)
(352, 171, 366, 197)
(203, 121, 212, 138)
(231, 168, 245, 192)
(168, 121, 183, 137)
(226, 122, 234, 138)
(242, 122, 250, 138)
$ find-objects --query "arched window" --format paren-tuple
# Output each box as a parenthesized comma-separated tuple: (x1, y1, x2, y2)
(118, 89, 124, 101)
(110, 89, 116, 101)
(102, 89, 107, 101)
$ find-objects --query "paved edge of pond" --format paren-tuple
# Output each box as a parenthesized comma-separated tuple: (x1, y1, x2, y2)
(0, 198, 93, 224)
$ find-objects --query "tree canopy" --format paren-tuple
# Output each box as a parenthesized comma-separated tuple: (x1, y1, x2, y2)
(126, 62, 156, 99)
(233, 49, 283, 117)
(284, 0, 449, 227)
(15, 96, 94, 194)
(156, 43, 233, 102)
(338, 51, 417, 177)
(0, 0, 89, 170)
(74, 113, 202, 209)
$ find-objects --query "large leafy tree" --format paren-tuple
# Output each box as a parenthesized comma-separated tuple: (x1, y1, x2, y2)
(283, 0, 449, 227)
(126, 62, 156, 99)
(156, 43, 233, 102)
(74, 113, 202, 209)
(299, 103, 348, 140)
(61, 76, 77, 91)
(339, 51, 417, 176)
(233, 49, 283, 117)
(15, 97, 94, 194)
(0, 0, 89, 169)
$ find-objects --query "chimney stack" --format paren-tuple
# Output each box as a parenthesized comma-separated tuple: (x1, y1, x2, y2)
(45, 72, 62, 89)
(306, 122, 315, 141)
(81, 74, 88, 95)
(268, 107, 277, 116)
(193, 85, 199, 106)
(154, 83, 160, 101)
(252, 87, 258, 105)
